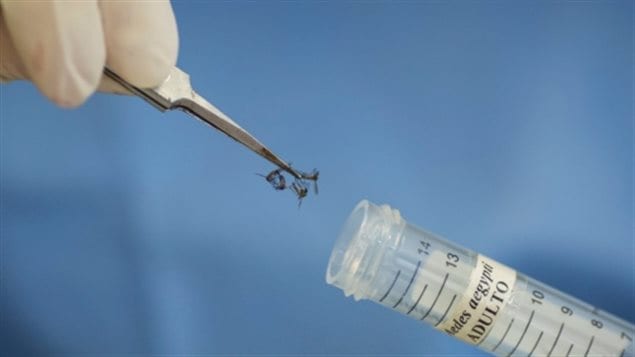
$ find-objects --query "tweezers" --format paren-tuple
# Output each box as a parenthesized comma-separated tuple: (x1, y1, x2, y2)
(103, 67, 303, 180)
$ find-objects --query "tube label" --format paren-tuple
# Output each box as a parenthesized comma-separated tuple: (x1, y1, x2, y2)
(436, 254, 517, 345)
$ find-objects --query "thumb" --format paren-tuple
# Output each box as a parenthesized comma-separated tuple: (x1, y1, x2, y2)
(0, 9, 27, 83)
(0, 8, 128, 96)
(0, 1, 105, 107)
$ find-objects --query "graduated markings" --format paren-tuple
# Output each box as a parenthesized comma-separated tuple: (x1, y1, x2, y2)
(506, 310, 535, 357)
(407, 283, 428, 315)
(584, 336, 594, 357)
(434, 294, 457, 327)
(492, 318, 515, 352)
(379, 270, 401, 303)
(547, 323, 565, 357)
(527, 331, 543, 357)
(489, 312, 598, 357)
(420, 273, 449, 321)
(393, 261, 421, 309)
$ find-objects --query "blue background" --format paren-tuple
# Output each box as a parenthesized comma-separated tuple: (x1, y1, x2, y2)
(1, 1, 633, 355)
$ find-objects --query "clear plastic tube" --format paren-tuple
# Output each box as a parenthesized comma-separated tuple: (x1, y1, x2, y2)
(326, 200, 634, 356)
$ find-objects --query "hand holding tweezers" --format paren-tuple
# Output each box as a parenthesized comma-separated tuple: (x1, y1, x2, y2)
(104, 67, 303, 180)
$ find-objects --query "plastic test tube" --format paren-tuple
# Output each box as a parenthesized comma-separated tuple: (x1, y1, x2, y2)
(326, 200, 634, 356)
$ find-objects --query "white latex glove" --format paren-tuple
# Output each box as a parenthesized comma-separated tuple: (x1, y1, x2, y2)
(0, 0, 179, 107)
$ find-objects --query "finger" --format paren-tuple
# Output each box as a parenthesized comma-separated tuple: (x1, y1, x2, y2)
(98, 0, 178, 89)
(96, 74, 129, 95)
(0, 0, 105, 107)
(0, 10, 28, 82)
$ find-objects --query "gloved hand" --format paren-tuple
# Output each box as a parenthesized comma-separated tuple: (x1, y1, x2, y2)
(0, 0, 179, 107)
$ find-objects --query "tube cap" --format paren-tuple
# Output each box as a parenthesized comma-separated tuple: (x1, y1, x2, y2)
(326, 200, 404, 300)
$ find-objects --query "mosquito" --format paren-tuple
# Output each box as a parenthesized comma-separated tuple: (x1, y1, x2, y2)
(290, 180, 309, 207)
(259, 166, 319, 206)
(257, 168, 286, 191)
(299, 169, 319, 194)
